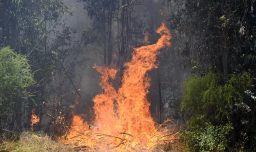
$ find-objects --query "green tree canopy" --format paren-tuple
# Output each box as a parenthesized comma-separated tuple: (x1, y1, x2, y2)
(0, 47, 34, 96)
(0, 47, 34, 130)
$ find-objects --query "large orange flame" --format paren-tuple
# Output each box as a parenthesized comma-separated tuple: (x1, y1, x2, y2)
(62, 23, 175, 151)
(93, 66, 118, 133)
(117, 23, 171, 140)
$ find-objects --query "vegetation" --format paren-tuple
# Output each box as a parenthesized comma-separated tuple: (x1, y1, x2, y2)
(0, 47, 34, 131)
(0, 0, 255, 151)
(0, 132, 74, 152)
(0, 0, 67, 131)
(0, 47, 34, 98)
(181, 72, 256, 151)
(176, 0, 256, 151)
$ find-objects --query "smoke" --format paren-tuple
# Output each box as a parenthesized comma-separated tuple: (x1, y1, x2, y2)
(41, 0, 190, 130)
(41, 0, 103, 129)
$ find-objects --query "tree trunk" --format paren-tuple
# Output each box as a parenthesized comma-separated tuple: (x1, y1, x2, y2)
(157, 69, 163, 123)
(106, 9, 113, 65)
(119, 0, 131, 66)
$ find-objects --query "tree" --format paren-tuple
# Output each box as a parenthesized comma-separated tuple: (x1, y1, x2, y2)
(0, 47, 34, 131)
(172, 0, 256, 77)
(0, 0, 67, 132)
(82, 0, 119, 65)
(176, 1, 256, 150)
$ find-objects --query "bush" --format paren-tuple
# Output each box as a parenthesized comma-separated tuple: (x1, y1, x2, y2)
(181, 72, 252, 123)
(181, 123, 232, 152)
(181, 72, 255, 151)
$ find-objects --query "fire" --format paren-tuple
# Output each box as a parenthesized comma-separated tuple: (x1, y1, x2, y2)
(64, 115, 96, 147)
(31, 109, 40, 131)
(93, 66, 118, 134)
(116, 23, 171, 140)
(62, 23, 176, 151)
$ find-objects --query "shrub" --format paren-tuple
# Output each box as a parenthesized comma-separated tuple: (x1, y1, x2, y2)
(181, 123, 233, 152)
(181, 72, 255, 151)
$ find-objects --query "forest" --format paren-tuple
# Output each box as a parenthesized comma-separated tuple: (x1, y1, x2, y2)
(0, 0, 256, 152)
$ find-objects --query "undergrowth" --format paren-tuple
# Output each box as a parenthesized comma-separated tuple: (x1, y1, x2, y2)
(0, 132, 74, 152)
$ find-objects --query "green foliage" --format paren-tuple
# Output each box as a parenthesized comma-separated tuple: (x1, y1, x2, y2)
(0, 47, 34, 129)
(181, 72, 255, 151)
(181, 123, 233, 152)
(13, 0, 67, 48)
(181, 72, 218, 116)
(0, 1, 70, 131)
(179, 0, 256, 77)
(0, 0, 68, 84)
(0, 47, 34, 96)
(179, 1, 256, 150)
(181, 72, 252, 123)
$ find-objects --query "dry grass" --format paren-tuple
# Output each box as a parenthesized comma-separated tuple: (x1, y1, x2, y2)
(0, 132, 74, 152)
(0, 130, 184, 152)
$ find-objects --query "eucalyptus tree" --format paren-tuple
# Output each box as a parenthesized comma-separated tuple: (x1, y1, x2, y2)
(81, 0, 119, 65)
(176, 0, 256, 151)
(0, 0, 67, 131)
